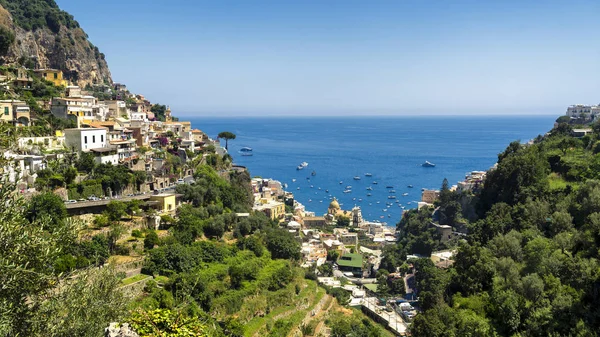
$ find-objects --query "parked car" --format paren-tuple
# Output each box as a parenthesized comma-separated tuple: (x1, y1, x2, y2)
(65, 200, 77, 204)
(176, 179, 185, 185)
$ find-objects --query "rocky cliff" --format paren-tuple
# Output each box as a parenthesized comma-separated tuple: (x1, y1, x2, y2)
(0, 1, 112, 87)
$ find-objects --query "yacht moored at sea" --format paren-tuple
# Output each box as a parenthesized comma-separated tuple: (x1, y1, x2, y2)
(422, 161, 436, 167)
(296, 165, 304, 170)
(353, 176, 361, 180)
(388, 195, 396, 199)
(373, 181, 378, 185)
(389, 190, 396, 193)
(343, 190, 352, 193)
(239, 147, 253, 156)
(386, 185, 393, 189)
(311, 171, 316, 176)
(366, 186, 373, 190)
(301, 162, 309, 167)
(407, 185, 413, 188)
(402, 193, 409, 196)
(365, 173, 373, 177)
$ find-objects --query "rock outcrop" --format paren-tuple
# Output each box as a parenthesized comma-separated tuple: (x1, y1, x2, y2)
(0, 4, 112, 87)
(105, 323, 139, 337)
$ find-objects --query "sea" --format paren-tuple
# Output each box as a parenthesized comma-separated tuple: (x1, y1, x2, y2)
(187, 115, 556, 225)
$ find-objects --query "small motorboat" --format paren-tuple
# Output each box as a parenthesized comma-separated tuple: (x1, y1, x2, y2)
(353, 197, 356, 201)
(373, 181, 378, 185)
(301, 162, 309, 167)
(422, 161, 436, 167)
(297, 187, 300, 190)
(346, 185, 352, 189)
(421, 188, 425, 191)
(386, 185, 394, 189)
(402, 193, 409, 196)
(339, 181, 343, 184)
(325, 189, 329, 193)
(365, 173, 373, 177)
(367, 193, 372, 196)
(343, 190, 352, 193)
(388, 195, 396, 199)
(366, 186, 373, 191)
(292, 178, 296, 182)
(297, 165, 304, 170)
(310, 185, 313, 188)
(407, 185, 414, 188)
(389, 190, 396, 193)
(354, 176, 361, 180)
(311, 171, 316, 176)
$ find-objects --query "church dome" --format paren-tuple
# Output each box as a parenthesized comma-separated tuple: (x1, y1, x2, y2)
(329, 198, 340, 210)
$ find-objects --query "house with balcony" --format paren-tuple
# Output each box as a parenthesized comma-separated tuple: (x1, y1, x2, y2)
(109, 139, 137, 164)
(51, 97, 95, 126)
(90, 147, 119, 165)
(0, 100, 30, 126)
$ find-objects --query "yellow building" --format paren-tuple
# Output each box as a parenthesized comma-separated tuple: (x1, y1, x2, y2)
(34, 69, 68, 87)
(254, 200, 285, 220)
(150, 193, 178, 214)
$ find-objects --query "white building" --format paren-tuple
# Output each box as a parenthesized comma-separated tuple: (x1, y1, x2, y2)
(130, 111, 148, 122)
(566, 104, 600, 119)
(64, 128, 107, 152)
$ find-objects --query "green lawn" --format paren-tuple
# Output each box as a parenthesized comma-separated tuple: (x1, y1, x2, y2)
(244, 280, 324, 337)
(121, 274, 151, 286)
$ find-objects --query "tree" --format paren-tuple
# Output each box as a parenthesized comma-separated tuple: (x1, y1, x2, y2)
(144, 230, 160, 250)
(128, 308, 209, 337)
(26, 192, 67, 226)
(389, 277, 406, 296)
(265, 229, 301, 260)
(217, 131, 236, 150)
(105, 200, 126, 221)
(336, 215, 350, 227)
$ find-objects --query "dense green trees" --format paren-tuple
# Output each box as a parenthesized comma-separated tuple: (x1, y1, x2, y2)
(0, 0, 80, 31)
(384, 125, 600, 336)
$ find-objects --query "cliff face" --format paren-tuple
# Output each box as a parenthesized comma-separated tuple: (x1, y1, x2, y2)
(0, 4, 112, 87)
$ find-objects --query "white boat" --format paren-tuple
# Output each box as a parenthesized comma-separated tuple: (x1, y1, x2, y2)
(422, 161, 436, 167)
(367, 193, 372, 196)
(292, 179, 296, 182)
(373, 181, 378, 185)
(388, 195, 396, 199)
(343, 190, 352, 193)
(366, 187, 373, 191)
(402, 193, 409, 196)
(301, 162, 309, 167)
(389, 190, 396, 193)
(339, 181, 343, 184)
(353, 176, 361, 180)
(296, 165, 304, 170)
(346, 185, 352, 189)
(365, 173, 373, 177)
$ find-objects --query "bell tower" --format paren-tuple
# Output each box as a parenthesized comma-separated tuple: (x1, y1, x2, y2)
(165, 106, 172, 122)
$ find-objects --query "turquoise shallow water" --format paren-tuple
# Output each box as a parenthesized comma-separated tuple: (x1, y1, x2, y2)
(187, 115, 556, 223)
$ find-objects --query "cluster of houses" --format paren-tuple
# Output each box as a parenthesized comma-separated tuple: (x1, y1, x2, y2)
(0, 69, 220, 196)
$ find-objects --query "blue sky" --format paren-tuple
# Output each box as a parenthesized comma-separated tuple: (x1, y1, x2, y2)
(56, 0, 600, 116)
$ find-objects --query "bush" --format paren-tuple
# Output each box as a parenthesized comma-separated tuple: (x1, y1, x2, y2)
(131, 229, 143, 238)
(144, 230, 159, 250)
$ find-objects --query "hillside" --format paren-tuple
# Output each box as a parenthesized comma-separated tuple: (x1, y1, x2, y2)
(0, 0, 111, 87)
(381, 122, 600, 336)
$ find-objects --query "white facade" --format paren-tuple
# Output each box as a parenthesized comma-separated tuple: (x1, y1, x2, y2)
(566, 104, 600, 118)
(130, 111, 148, 122)
(64, 128, 107, 152)
(94, 153, 119, 165)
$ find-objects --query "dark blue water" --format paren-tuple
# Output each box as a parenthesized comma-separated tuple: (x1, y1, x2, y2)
(187, 115, 555, 223)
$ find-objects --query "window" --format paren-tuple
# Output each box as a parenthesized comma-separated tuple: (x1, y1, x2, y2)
(92, 135, 96, 143)
(101, 135, 104, 142)
(84, 136, 88, 144)
(54, 73, 58, 79)
(3, 107, 8, 115)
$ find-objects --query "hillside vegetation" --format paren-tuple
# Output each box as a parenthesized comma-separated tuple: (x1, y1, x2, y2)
(382, 122, 600, 336)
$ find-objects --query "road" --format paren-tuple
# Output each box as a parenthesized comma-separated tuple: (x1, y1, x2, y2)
(65, 176, 194, 210)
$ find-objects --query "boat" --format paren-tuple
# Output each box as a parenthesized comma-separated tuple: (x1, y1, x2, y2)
(318, 187, 321, 190)
(407, 185, 414, 188)
(310, 185, 313, 188)
(402, 193, 409, 196)
(376, 201, 381, 204)
(359, 199, 362, 201)
(311, 171, 316, 176)
(388, 195, 396, 199)
(343, 190, 352, 193)
(422, 161, 436, 167)
(367, 193, 372, 196)
(407, 202, 412, 205)
(365, 173, 373, 177)
(354, 176, 361, 180)
(292, 179, 296, 182)
(346, 186, 352, 189)
(366, 187, 373, 191)
(389, 190, 396, 193)
(386, 185, 393, 189)
(421, 188, 425, 191)
(339, 181, 343, 184)
(353, 198, 356, 201)
(301, 162, 309, 167)
(309, 199, 312, 202)
(239, 147, 253, 156)
(325, 189, 329, 193)
(296, 165, 304, 170)
(297, 187, 300, 190)
(373, 181, 378, 185)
